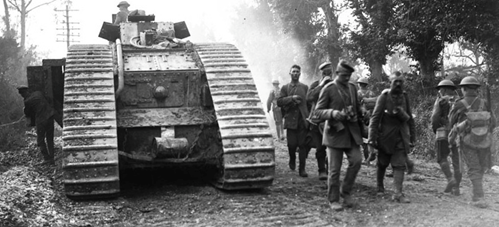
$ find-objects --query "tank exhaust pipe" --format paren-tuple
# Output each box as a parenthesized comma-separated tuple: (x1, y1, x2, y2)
(115, 38, 125, 99)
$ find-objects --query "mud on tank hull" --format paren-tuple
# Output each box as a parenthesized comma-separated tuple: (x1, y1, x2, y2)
(61, 43, 275, 199)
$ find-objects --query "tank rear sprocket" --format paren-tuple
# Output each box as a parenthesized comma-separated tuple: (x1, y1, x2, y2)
(195, 43, 275, 190)
(62, 44, 120, 199)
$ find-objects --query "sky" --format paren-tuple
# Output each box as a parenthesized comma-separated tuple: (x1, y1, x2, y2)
(3, 0, 249, 58)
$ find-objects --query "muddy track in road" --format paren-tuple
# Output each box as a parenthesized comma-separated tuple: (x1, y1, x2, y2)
(3, 137, 499, 226)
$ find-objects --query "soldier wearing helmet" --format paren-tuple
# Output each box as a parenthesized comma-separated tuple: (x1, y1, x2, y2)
(266, 79, 284, 140)
(114, 1, 131, 25)
(449, 76, 496, 208)
(356, 77, 377, 164)
(431, 79, 461, 195)
(304, 61, 333, 181)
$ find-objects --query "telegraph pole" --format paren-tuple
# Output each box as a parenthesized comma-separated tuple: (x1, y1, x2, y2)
(55, 0, 79, 48)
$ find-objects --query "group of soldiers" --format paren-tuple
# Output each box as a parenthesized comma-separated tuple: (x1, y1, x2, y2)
(267, 61, 495, 211)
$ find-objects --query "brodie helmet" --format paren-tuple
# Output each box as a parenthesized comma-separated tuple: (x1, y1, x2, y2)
(357, 77, 369, 84)
(459, 76, 481, 87)
(436, 80, 456, 89)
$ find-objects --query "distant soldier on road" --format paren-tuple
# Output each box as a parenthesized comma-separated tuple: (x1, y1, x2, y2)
(305, 61, 333, 180)
(368, 72, 416, 203)
(17, 86, 56, 165)
(277, 65, 310, 177)
(356, 77, 377, 164)
(448, 76, 495, 208)
(267, 79, 284, 140)
(312, 61, 365, 211)
(431, 80, 461, 195)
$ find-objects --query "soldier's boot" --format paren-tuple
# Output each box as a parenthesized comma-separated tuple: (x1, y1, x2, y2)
(440, 162, 456, 193)
(38, 146, 54, 165)
(288, 149, 296, 171)
(298, 149, 308, 177)
(392, 169, 410, 203)
(453, 172, 462, 196)
(471, 179, 488, 208)
(317, 156, 327, 180)
(406, 159, 414, 175)
(376, 166, 386, 194)
(361, 143, 369, 161)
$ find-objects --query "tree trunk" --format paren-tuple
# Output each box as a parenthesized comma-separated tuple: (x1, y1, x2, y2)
(2, 0, 11, 37)
(368, 60, 384, 81)
(418, 58, 435, 83)
(321, 1, 341, 72)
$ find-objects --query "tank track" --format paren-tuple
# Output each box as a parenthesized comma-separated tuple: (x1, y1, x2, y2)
(195, 43, 275, 190)
(62, 44, 120, 199)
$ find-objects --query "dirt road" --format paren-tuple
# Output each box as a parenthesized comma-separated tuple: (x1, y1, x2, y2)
(1, 137, 499, 226)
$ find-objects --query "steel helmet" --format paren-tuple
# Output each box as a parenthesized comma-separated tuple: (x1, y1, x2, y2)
(117, 1, 130, 7)
(272, 79, 279, 84)
(459, 76, 481, 87)
(357, 77, 369, 84)
(436, 80, 456, 89)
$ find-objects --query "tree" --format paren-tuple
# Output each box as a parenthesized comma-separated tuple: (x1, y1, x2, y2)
(270, 0, 344, 80)
(7, 0, 58, 49)
(346, 0, 395, 81)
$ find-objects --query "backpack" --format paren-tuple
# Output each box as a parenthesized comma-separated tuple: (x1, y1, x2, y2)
(460, 97, 492, 149)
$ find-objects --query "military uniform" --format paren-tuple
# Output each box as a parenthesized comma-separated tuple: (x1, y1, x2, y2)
(369, 87, 415, 203)
(267, 83, 284, 139)
(277, 82, 309, 175)
(306, 79, 329, 178)
(357, 85, 376, 162)
(23, 91, 56, 163)
(313, 70, 364, 209)
(430, 87, 461, 194)
(449, 93, 495, 206)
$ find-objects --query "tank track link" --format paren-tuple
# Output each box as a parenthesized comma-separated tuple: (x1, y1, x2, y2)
(195, 43, 275, 190)
(62, 44, 120, 199)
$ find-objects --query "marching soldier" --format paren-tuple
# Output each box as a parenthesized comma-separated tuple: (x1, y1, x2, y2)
(368, 72, 416, 203)
(431, 80, 461, 195)
(356, 77, 377, 164)
(305, 61, 333, 180)
(267, 79, 284, 140)
(312, 61, 365, 211)
(448, 76, 495, 208)
(277, 65, 310, 177)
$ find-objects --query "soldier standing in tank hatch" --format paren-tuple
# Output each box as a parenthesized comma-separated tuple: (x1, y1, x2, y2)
(368, 71, 415, 203)
(311, 61, 365, 211)
(431, 79, 462, 195)
(114, 1, 131, 25)
(17, 86, 56, 165)
(448, 76, 495, 208)
(277, 65, 310, 177)
(267, 79, 284, 140)
(305, 61, 333, 181)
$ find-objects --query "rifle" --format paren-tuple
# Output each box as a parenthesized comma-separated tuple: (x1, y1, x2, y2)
(486, 79, 494, 170)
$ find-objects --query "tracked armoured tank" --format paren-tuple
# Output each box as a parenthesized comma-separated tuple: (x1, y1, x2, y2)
(60, 18, 275, 199)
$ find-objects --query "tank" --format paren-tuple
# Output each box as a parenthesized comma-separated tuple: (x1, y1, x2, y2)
(27, 18, 275, 199)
